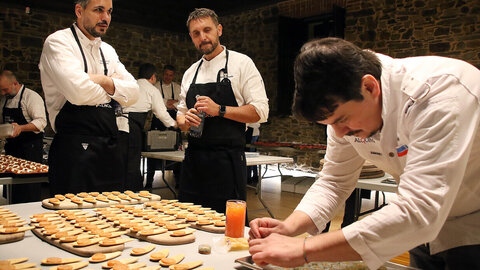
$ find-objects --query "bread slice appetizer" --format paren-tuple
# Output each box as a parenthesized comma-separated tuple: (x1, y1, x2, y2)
(101, 258, 138, 269)
(170, 228, 196, 237)
(98, 237, 133, 246)
(149, 249, 169, 261)
(89, 251, 121, 263)
(49, 261, 88, 270)
(41, 258, 82, 265)
(130, 245, 155, 256)
(168, 261, 203, 270)
(159, 254, 185, 267)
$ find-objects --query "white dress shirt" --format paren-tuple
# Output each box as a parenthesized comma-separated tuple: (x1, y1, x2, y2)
(177, 47, 269, 123)
(154, 81, 181, 108)
(0, 86, 47, 133)
(39, 24, 139, 132)
(295, 54, 480, 269)
(124, 79, 176, 128)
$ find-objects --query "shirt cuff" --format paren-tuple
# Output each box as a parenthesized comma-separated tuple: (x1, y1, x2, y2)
(30, 119, 46, 133)
(294, 207, 323, 235)
(342, 225, 384, 270)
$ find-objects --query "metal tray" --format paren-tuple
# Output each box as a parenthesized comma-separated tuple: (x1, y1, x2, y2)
(235, 256, 419, 270)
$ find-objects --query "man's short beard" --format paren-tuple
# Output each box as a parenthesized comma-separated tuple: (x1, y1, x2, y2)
(85, 25, 106, 38)
(198, 40, 218, 55)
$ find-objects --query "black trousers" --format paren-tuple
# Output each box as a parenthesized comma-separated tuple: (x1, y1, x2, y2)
(410, 244, 480, 270)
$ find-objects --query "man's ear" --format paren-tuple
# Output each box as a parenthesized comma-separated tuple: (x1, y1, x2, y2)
(217, 24, 223, 37)
(75, 4, 83, 19)
(361, 74, 381, 98)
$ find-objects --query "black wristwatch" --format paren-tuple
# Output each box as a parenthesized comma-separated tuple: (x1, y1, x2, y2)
(219, 105, 226, 117)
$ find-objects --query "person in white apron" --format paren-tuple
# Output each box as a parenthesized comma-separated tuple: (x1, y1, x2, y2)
(249, 38, 480, 269)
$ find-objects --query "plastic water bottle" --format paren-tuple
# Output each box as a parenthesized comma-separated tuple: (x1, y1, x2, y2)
(189, 95, 205, 138)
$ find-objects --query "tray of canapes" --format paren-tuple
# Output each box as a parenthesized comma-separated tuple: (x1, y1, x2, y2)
(42, 190, 160, 209)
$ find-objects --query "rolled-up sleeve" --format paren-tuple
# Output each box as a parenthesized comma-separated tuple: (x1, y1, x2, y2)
(24, 91, 47, 133)
(240, 58, 269, 123)
(295, 125, 364, 234)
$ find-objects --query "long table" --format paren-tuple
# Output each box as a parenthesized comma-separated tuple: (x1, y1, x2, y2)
(0, 176, 49, 204)
(354, 174, 398, 220)
(142, 151, 294, 218)
(0, 202, 250, 268)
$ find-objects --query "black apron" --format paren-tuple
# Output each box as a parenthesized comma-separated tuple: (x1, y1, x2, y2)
(151, 81, 176, 130)
(125, 112, 148, 191)
(179, 50, 247, 214)
(48, 25, 125, 195)
(3, 85, 43, 203)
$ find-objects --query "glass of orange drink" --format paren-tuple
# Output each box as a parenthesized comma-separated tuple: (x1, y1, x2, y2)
(225, 200, 246, 238)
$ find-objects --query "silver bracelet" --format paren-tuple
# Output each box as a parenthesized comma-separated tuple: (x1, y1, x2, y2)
(303, 237, 309, 264)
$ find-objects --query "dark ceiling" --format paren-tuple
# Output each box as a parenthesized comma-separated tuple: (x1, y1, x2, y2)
(1, 0, 283, 33)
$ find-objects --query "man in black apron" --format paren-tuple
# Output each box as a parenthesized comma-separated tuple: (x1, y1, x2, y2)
(124, 63, 176, 191)
(177, 8, 269, 214)
(0, 70, 46, 203)
(39, 0, 139, 195)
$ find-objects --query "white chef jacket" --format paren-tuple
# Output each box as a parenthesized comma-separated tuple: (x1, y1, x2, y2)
(154, 81, 181, 109)
(177, 47, 269, 123)
(39, 24, 139, 132)
(0, 86, 47, 133)
(124, 79, 176, 128)
(295, 53, 480, 269)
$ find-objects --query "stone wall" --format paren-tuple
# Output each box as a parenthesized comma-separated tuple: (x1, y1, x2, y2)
(0, 3, 199, 95)
(345, 0, 480, 67)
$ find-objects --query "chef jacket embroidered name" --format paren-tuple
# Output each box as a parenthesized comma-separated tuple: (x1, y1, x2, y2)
(354, 137, 376, 143)
(396, 144, 408, 157)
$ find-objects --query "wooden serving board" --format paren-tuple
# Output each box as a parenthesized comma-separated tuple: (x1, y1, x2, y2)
(31, 228, 125, 257)
(129, 231, 195, 245)
(0, 231, 25, 244)
(42, 194, 161, 210)
(189, 223, 225, 234)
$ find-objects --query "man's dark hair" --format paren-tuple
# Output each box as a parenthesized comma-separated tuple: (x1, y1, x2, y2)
(163, 64, 176, 72)
(292, 37, 382, 122)
(138, 63, 157, 79)
(75, 0, 90, 9)
(186, 8, 219, 29)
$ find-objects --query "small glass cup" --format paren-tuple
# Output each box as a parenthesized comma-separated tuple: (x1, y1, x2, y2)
(225, 200, 246, 238)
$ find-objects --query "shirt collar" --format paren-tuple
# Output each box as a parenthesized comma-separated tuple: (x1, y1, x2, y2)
(203, 45, 226, 61)
(73, 23, 102, 49)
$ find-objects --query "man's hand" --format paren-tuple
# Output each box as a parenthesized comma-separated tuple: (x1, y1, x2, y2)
(185, 108, 203, 127)
(166, 99, 178, 110)
(10, 123, 22, 138)
(249, 233, 305, 267)
(88, 74, 115, 95)
(249, 217, 290, 240)
(194, 96, 220, 117)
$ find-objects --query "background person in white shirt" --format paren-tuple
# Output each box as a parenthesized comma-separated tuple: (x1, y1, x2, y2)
(154, 64, 181, 124)
(124, 63, 176, 191)
(147, 64, 182, 189)
(177, 8, 269, 214)
(0, 70, 47, 203)
(249, 38, 480, 269)
(39, 0, 139, 194)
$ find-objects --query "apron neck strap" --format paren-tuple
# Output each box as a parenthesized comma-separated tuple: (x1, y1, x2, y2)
(191, 49, 230, 85)
(70, 24, 108, 76)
